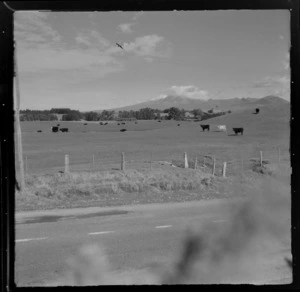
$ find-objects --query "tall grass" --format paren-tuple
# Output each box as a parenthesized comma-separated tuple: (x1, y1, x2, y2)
(16, 168, 218, 211)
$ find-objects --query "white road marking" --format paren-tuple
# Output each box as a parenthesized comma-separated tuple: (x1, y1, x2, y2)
(16, 237, 47, 243)
(88, 231, 115, 235)
(155, 225, 172, 229)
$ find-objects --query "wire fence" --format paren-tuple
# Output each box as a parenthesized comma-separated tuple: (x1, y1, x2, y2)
(20, 146, 290, 178)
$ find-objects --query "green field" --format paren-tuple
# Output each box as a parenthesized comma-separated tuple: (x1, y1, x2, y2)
(18, 104, 290, 175)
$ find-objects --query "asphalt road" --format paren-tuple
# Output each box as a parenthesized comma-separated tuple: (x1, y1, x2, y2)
(15, 198, 292, 286)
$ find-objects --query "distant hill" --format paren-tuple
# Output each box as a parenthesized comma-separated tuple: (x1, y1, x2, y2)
(101, 95, 289, 112)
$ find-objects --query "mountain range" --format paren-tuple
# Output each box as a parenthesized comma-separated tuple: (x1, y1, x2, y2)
(100, 95, 289, 112)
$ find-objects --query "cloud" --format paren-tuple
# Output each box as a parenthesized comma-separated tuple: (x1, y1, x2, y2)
(14, 11, 61, 46)
(169, 85, 209, 100)
(15, 12, 123, 78)
(253, 74, 290, 99)
(253, 75, 289, 89)
(118, 23, 135, 33)
(151, 94, 168, 101)
(75, 30, 111, 49)
(282, 53, 290, 71)
(122, 34, 172, 59)
(132, 11, 145, 21)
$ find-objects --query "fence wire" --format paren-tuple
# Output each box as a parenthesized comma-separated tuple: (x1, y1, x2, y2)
(21, 147, 290, 177)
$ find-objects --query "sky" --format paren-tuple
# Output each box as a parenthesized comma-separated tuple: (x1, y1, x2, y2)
(14, 10, 290, 111)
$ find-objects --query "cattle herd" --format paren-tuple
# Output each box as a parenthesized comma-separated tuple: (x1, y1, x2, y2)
(200, 124, 244, 135)
(42, 116, 249, 136)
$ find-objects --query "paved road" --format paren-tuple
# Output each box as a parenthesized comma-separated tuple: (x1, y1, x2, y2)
(15, 198, 292, 286)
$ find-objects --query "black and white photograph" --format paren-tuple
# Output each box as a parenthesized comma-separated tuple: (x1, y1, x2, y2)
(1, 1, 296, 287)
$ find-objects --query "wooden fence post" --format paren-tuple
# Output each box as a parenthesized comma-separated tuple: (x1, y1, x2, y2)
(25, 156, 28, 176)
(241, 157, 244, 173)
(260, 151, 263, 167)
(212, 156, 216, 176)
(184, 152, 189, 168)
(222, 162, 227, 178)
(65, 154, 69, 173)
(194, 157, 198, 170)
(121, 152, 125, 170)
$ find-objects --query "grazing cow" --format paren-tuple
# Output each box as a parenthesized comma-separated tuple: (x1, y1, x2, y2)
(104, 122, 108, 125)
(217, 125, 227, 132)
(84, 123, 87, 125)
(177, 124, 180, 126)
(120, 128, 127, 132)
(232, 127, 244, 135)
(200, 125, 210, 131)
(121, 122, 126, 125)
(158, 120, 161, 122)
(57, 124, 60, 126)
(60, 128, 69, 132)
(51, 126, 59, 133)
(117, 123, 120, 125)
(37, 130, 42, 133)
(99, 122, 103, 125)
(255, 108, 260, 114)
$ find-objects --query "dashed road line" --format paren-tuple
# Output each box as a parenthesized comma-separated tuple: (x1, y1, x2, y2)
(16, 237, 48, 243)
(88, 231, 115, 235)
(155, 225, 172, 229)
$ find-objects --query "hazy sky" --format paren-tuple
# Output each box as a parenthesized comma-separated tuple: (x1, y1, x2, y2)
(15, 10, 290, 111)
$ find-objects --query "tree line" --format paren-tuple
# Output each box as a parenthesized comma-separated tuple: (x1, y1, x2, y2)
(20, 107, 229, 122)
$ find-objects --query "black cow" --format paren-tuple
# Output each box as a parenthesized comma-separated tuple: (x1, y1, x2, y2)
(51, 126, 59, 133)
(99, 122, 103, 125)
(60, 128, 69, 132)
(37, 130, 42, 133)
(117, 123, 120, 125)
(121, 122, 126, 125)
(84, 123, 88, 125)
(177, 124, 180, 126)
(120, 128, 127, 132)
(57, 124, 60, 126)
(201, 125, 210, 131)
(104, 122, 108, 125)
(232, 127, 244, 135)
(255, 108, 260, 114)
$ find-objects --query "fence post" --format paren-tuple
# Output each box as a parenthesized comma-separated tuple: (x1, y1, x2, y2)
(65, 154, 69, 173)
(212, 156, 216, 176)
(222, 162, 227, 178)
(194, 157, 198, 170)
(184, 152, 189, 168)
(241, 157, 244, 173)
(25, 156, 28, 176)
(260, 151, 263, 167)
(121, 152, 125, 170)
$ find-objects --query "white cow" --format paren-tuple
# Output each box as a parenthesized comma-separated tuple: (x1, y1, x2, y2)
(217, 125, 227, 132)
